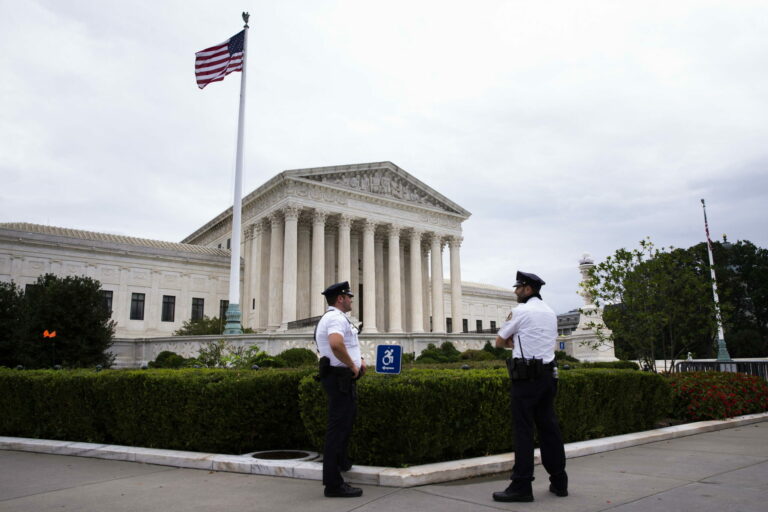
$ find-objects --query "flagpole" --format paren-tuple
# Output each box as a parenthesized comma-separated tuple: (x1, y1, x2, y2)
(223, 12, 250, 335)
(701, 199, 731, 362)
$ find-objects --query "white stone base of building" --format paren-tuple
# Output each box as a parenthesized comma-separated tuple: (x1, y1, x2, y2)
(112, 333, 504, 369)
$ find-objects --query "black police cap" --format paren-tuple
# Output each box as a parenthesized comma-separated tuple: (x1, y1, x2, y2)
(514, 271, 545, 288)
(321, 281, 354, 297)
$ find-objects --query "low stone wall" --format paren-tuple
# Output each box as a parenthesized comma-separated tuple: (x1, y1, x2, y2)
(111, 332, 500, 368)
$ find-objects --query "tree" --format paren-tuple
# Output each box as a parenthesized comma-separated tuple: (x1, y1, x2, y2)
(583, 239, 717, 371)
(0, 274, 115, 368)
(0, 281, 23, 366)
(689, 239, 768, 357)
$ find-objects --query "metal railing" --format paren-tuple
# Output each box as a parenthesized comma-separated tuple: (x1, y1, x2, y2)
(674, 360, 768, 381)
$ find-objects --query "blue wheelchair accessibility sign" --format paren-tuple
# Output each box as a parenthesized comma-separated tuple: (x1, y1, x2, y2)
(375, 344, 402, 374)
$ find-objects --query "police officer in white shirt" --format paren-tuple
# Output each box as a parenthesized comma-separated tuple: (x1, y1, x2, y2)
(315, 281, 366, 498)
(492, 271, 568, 503)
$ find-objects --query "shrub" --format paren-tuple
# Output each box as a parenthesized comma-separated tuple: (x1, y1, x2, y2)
(299, 368, 671, 466)
(415, 342, 461, 364)
(277, 348, 318, 367)
(482, 341, 509, 360)
(148, 351, 190, 369)
(566, 361, 640, 370)
(173, 316, 255, 336)
(460, 349, 496, 361)
(555, 350, 579, 363)
(668, 371, 768, 421)
(0, 368, 313, 454)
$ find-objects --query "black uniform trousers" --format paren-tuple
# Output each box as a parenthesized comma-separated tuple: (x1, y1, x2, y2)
(320, 371, 357, 488)
(510, 371, 566, 483)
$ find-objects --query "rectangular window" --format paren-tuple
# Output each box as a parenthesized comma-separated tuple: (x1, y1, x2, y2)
(226, 238, 231, 249)
(252, 298, 255, 310)
(446, 317, 453, 333)
(130, 293, 145, 320)
(476, 319, 483, 332)
(161, 295, 175, 322)
(219, 299, 229, 321)
(101, 290, 113, 313)
(462, 319, 468, 333)
(490, 320, 497, 331)
(191, 297, 204, 321)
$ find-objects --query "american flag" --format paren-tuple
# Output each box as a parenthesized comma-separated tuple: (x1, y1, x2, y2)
(195, 30, 245, 89)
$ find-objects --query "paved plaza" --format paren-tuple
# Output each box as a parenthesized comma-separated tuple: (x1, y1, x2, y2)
(1, 421, 766, 512)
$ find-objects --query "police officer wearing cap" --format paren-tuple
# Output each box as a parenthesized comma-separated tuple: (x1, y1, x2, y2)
(315, 281, 366, 498)
(492, 271, 568, 502)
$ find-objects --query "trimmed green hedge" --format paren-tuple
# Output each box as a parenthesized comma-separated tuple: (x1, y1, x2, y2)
(0, 367, 673, 465)
(299, 368, 671, 466)
(0, 368, 312, 454)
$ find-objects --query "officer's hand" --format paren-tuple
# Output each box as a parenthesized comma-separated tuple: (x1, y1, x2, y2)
(351, 365, 360, 379)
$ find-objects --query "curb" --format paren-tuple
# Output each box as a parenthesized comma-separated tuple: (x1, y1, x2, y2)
(2, 412, 767, 487)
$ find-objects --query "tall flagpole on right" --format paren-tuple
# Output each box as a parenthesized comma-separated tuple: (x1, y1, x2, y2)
(700, 199, 731, 363)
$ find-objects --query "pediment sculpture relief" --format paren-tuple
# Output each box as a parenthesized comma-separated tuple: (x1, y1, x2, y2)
(303, 170, 454, 212)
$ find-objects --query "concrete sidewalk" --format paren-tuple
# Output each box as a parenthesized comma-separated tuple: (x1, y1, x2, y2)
(1, 421, 766, 512)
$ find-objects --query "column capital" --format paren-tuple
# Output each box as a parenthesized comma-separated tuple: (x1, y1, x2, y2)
(283, 205, 301, 221)
(253, 221, 265, 236)
(243, 224, 255, 241)
(338, 214, 353, 230)
(447, 235, 463, 248)
(312, 209, 328, 225)
(387, 224, 402, 237)
(268, 210, 283, 226)
(363, 219, 377, 234)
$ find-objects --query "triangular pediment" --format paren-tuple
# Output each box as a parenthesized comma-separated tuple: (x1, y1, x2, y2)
(284, 161, 470, 217)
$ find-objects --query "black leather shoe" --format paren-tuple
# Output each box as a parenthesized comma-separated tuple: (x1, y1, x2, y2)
(324, 483, 363, 498)
(492, 482, 534, 502)
(549, 472, 568, 497)
(549, 483, 568, 497)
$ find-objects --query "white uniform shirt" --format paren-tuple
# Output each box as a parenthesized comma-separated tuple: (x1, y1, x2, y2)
(315, 306, 362, 368)
(497, 297, 557, 364)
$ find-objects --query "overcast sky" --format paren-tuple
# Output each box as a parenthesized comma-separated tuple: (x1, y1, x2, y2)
(2, 0, 766, 314)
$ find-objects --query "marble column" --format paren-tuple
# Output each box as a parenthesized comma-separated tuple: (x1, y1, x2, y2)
(350, 230, 360, 319)
(375, 234, 386, 331)
(400, 240, 408, 328)
(449, 236, 463, 334)
(409, 230, 424, 332)
(387, 224, 403, 333)
(311, 210, 327, 317)
(242, 225, 253, 328)
(268, 211, 284, 331)
(325, 227, 336, 286)
(249, 222, 263, 330)
(281, 206, 300, 330)
(431, 234, 445, 333)
(421, 242, 430, 332)
(259, 222, 271, 330)
(337, 215, 352, 284)
(362, 220, 377, 333)
(297, 221, 311, 319)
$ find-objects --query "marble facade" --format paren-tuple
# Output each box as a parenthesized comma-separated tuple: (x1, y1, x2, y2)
(182, 161, 479, 334)
(0, 162, 517, 340)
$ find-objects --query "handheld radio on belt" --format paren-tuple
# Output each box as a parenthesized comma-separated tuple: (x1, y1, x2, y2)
(505, 334, 545, 381)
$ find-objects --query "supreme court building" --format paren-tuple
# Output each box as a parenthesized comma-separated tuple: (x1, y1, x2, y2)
(1, 162, 516, 342)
